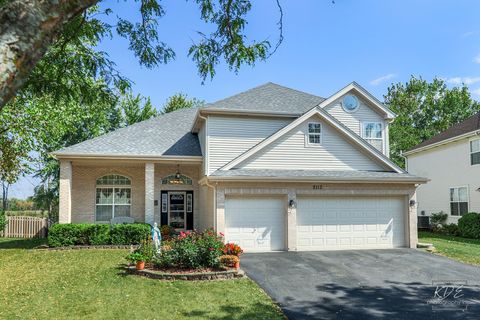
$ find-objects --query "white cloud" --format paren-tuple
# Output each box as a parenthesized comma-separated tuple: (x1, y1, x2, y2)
(445, 77, 480, 85)
(472, 88, 480, 97)
(474, 54, 480, 64)
(461, 30, 480, 38)
(369, 73, 397, 86)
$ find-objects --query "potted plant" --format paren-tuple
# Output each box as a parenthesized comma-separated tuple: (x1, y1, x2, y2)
(219, 255, 240, 269)
(126, 252, 148, 270)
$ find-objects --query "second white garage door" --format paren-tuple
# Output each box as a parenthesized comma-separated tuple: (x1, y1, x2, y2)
(297, 196, 406, 251)
(225, 196, 285, 252)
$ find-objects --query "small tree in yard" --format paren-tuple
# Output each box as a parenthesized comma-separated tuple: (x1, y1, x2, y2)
(0, 209, 7, 233)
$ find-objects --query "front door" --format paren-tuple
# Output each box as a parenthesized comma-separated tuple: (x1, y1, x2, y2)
(160, 190, 194, 230)
(168, 192, 186, 230)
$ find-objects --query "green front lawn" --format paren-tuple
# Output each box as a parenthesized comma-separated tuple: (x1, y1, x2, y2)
(419, 231, 480, 266)
(0, 238, 284, 320)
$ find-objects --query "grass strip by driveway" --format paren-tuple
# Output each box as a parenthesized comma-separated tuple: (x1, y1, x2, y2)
(0, 238, 284, 320)
(419, 231, 480, 266)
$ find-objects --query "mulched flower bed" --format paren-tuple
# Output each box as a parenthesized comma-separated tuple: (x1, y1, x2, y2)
(126, 266, 245, 281)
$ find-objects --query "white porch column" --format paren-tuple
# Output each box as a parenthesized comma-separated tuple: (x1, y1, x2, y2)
(145, 162, 155, 225)
(287, 189, 297, 251)
(58, 160, 72, 224)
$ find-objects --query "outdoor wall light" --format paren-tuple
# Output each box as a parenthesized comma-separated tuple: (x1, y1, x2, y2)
(409, 199, 416, 207)
(289, 199, 296, 209)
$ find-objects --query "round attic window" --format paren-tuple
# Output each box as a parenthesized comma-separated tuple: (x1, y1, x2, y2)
(342, 95, 359, 113)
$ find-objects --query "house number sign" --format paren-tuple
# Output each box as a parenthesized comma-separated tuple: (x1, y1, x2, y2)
(312, 185, 323, 190)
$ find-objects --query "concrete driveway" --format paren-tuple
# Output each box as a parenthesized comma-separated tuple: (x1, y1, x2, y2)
(241, 249, 480, 320)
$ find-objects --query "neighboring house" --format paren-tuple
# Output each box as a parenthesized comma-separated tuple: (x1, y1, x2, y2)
(405, 112, 480, 224)
(53, 82, 426, 252)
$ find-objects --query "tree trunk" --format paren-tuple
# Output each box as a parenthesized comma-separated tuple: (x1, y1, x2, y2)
(0, 0, 98, 109)
(1, 181, 8, 211)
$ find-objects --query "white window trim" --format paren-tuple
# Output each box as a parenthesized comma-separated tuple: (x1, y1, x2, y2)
(342, 95, 360, 113)
(449, 185, 469, 216)
(362, 122, 384, 140)
(469, 138, 480, 166)
(95, 177, 132, 223)
(305, 122, 322, 146)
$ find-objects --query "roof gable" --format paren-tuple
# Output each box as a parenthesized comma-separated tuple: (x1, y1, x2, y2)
(319, 82, 396, 119)
(234, 114, 386, 171)
(53, 108, 202, 158)
(220, 106, 404, 173)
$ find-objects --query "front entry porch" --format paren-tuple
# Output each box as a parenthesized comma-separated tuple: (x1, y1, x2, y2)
(58, 158, 201, 227)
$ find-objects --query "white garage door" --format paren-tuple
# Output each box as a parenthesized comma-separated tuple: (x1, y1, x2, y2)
(225, 196, 285, 252)
(297, 196, 406, 251)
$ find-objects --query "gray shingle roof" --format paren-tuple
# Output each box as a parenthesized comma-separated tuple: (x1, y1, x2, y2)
(53, 82, 326, 157)
(210, 169, 427, 182)
(53, 107, 202, 157)
(409, 112, 480, 152)
(203, 82, 325, 114)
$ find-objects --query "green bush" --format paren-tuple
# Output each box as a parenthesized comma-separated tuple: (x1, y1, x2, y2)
(110, 224, 151, 245)
(437, 223, 460, 236)
(430, 211, 448, 227)
(48, 223, 151, 247)
(154, 229, 224, 269)
(458, 212, 480, 239)
(0, 210, 8, 233)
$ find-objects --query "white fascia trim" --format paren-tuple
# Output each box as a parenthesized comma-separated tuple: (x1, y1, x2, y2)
(51, 153, 203, 162)
(319, 82, 396, 119)
(220, 106, 405, 173)
(403, 130, 480, 156)
(206, 175, 428, 184)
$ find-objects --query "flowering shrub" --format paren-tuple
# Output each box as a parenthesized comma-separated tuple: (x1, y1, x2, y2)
(222, 243, 243, 256)
(160, 225, 175, 240)
(154, 228, 224, 269)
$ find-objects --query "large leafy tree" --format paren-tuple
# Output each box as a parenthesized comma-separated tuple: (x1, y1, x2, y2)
(385, 76, 480, 167)
(0, 0, 284, 110)
(162, 93, 205, 114)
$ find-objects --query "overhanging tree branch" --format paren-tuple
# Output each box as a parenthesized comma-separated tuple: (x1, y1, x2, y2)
(0, 0, 99, 110)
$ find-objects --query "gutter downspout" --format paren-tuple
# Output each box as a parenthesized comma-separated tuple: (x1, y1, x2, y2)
(198, 112, 217, 231)
(399, 150, 408, 171)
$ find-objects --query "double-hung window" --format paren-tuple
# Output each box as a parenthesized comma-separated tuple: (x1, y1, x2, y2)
(363, 122, 383, 151)
(307, 122, 322, 145)
(96, 174, 131, 222)
(470, 139, 480, 165)
(450, 186, 468, 216)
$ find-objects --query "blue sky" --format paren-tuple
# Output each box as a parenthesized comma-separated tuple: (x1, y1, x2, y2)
(9, 0, 480, 198)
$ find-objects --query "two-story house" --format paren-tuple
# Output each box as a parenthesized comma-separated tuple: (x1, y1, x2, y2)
(53, 82, 426, 252)
(405, 112, 480, 224)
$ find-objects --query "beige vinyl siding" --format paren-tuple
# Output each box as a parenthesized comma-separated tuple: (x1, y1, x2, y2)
(198, 124, 207, 176)
(198, 124, 206, 156)
(236, 115, 386, 171)
(207, 115, 292, 174)
(324, 94, 387, 154)
(407, 138, 480, 224)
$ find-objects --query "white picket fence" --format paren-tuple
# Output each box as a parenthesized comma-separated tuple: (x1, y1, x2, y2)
(0, 216, 50, 238)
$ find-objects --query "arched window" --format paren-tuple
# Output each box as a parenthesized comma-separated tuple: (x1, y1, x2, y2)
(161, 174, 192, 185)
(95, 175, 131, 222)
